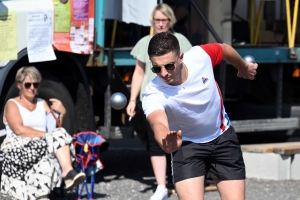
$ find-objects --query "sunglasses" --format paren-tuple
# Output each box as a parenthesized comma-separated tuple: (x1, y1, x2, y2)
(23, 82, 40, 89)
(153, 18, 170, 24)
(151, 63, 175, 73)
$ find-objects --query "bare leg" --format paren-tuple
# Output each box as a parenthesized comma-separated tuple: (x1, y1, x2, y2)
(214, 179, 245, 200)
(55, 145, 73, 178)
(151, 155, 167, 186)
(175, 176, 205, 200)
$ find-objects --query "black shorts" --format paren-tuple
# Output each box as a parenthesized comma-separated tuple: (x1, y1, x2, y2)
(171, 126, 245, 183)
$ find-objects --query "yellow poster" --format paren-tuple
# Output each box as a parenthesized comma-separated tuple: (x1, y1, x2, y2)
(0, 11, 17, 61)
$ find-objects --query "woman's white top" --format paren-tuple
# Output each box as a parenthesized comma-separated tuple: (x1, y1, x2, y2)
(4, 98, 46, 135)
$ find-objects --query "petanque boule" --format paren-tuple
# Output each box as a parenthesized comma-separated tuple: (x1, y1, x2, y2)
(110, 92, 127, 110)
(243, 55, 256, 63)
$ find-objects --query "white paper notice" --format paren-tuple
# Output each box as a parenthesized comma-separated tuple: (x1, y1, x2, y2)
(27, 10, 56, 63)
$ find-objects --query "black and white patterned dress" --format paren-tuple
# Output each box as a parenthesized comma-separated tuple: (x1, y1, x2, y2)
(0, 98, 75, 199)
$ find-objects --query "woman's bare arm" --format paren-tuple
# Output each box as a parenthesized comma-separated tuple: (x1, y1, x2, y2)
(5, 101, 45, 138)
(126, 60, 146, 117)
(48, 98, 66, 125)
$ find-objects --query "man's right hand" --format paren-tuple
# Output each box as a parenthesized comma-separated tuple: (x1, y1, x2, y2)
(126, 101, 136, 117)
(162, 130, 182, 153)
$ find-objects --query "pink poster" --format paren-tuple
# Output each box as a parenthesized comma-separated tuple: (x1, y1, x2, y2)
(53, 0, 94, 54)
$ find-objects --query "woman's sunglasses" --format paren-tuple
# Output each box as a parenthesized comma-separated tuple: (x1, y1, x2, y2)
(23, 82, 40, 89)
(151, 63, 175, 73)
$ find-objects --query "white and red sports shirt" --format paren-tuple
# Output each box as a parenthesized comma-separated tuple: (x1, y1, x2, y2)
(142, 44, 231, 143)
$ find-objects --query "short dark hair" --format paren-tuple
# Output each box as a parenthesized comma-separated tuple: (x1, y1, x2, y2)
(148, 32, 180, 57)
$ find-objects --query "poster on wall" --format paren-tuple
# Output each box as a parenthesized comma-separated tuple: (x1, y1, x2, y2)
(27, 10, 57, 63)
(53, 0, 94, 54)
(0, 11, 17, 61)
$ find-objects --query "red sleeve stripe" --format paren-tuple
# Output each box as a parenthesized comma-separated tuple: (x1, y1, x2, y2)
(200, 44, 223, 68)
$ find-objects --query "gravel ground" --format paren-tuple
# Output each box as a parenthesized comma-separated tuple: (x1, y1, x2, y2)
(1, 136, 300, 200)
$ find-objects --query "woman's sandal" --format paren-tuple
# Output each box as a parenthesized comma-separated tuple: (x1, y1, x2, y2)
(37, 195, 50, 200)
(64, 169, 86, 190)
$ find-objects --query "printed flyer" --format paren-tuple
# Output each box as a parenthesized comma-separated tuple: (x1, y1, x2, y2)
(27, 10, 56, 63)
(0, 11, 17, 61)
(53, 0, 94, 54)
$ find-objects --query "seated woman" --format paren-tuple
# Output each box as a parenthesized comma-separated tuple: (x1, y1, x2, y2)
(0, 66, 85, 200)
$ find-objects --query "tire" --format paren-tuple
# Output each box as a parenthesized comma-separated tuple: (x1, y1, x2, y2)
(59, 78, 95, 132)
(39, 74, 77, 135)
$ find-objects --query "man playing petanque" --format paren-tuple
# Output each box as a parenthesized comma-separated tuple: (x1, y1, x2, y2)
(142, 32, 258, 200)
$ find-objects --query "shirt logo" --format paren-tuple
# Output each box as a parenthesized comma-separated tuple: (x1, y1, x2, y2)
(202, 77, 208, 84)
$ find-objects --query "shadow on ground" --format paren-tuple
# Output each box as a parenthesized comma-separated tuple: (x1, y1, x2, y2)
(96, 148, 158, 192)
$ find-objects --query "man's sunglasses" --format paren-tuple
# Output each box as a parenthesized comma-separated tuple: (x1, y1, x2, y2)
(151, 63, 175, 73)
(23, 82, 40, 89)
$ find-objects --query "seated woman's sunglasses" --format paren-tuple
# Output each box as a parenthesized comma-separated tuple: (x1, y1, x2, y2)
(23, 82, 40, 89)
(151, 63, 175, 73)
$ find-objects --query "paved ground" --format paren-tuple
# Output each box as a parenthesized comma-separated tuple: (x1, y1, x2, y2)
(1, 135, 300, 200)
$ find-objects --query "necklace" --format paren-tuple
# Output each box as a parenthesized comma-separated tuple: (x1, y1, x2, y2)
(20, 97, 36, 110)
(182, 64, 188, 81)
(181, 64, 188, 89)
(26, 102, 34, 110)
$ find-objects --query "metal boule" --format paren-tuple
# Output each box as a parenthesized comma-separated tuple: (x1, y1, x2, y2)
(110, 92, 127, 110)
(243, 55, 256, 63)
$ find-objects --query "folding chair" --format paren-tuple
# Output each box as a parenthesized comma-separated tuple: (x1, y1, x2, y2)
(73, 131, 107, 200)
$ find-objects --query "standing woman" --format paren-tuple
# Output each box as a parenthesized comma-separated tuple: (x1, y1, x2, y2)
(1, 66, 85, 200)
(126, 3, 192, 200)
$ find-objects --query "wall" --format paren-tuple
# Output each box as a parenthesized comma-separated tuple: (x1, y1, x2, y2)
(207, 0, 232, 44)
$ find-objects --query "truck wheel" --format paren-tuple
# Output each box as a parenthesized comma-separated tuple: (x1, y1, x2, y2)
(39, 74, 77, 135)
(59, 78, 95, 132)
(0, 74, 77, 136)
(74, 82, 95, 131)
